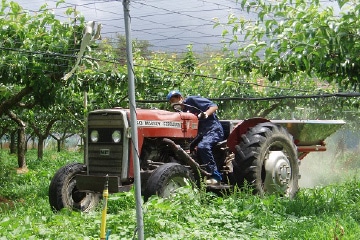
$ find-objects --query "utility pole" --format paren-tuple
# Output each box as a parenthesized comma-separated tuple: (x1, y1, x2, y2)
(122, 1, 144, 239)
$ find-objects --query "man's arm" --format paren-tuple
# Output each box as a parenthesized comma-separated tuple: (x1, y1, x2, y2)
(205, 105, 218, 116)
(198, 105, 218, 119)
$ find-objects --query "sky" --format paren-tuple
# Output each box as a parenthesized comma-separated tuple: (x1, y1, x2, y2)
(12, 0, 247, 52)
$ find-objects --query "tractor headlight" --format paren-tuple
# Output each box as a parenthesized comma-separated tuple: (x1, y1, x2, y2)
(90, 130, 99, 142)
(112, 130, 121, 143)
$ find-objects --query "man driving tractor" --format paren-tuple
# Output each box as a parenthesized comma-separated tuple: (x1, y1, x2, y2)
(167, 90, 224, 185)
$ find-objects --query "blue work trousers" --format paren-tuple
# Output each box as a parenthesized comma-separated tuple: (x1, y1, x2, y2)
(197, 127, 224, 181)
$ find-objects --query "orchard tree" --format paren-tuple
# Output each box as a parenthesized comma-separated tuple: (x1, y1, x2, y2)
(217, 0, 360, 91)
(80, 38, 168, 110)
(26, 107, 58, 160)
(48, 85, 85, 152)
(109, 34, 152, 64)
(0, 0, 86, 117)
(50, 121, 77, 152)
(6, 110, 26, 168)
(0, 117, 11, 146)
(24, 81, 88, 159)
(0, 115, 17, 151)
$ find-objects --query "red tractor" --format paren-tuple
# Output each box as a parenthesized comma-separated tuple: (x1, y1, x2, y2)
(49, 108, 344, 212)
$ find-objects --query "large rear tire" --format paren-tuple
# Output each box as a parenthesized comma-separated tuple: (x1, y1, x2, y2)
(49, 163, 101, 212)
(234, 122, 299, 198)
(143, 163, 195, 201)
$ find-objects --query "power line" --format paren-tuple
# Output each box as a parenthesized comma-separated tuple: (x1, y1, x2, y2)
(136, 92, 360, 103)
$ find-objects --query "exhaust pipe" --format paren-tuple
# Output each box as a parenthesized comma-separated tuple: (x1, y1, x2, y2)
(163, 138, 211, 177)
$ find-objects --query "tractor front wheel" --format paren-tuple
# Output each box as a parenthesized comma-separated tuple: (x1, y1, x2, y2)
(48, 163, 101, 212)
(234, 122, 299, 198)
(143, 163, 195, 201)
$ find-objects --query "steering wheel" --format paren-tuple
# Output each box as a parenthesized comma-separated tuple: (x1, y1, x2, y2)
(171, 103, 204, 114)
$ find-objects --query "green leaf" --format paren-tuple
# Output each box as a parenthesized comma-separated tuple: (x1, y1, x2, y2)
(56, 0, 66, 8)
(302, 58, 310, 72)
(222, 29, 229, 37)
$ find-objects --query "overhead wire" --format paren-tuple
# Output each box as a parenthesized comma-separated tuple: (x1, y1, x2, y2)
(136, 92, 360, 103)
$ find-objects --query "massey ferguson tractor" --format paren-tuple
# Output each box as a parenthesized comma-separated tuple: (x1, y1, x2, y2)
(48, 106, 345, 212)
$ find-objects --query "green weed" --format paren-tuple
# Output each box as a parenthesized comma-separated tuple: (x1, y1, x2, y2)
(0, 149, 360, 239)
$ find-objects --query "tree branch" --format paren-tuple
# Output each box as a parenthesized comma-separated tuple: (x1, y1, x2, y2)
(6, 110, 26, 128)
(0, 86, 33, 117)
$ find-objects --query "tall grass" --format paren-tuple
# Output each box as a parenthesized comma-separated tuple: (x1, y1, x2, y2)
(0, 149, 359, 239)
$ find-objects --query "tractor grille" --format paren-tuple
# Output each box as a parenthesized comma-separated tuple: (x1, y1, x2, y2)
(87, 112, 125, 176)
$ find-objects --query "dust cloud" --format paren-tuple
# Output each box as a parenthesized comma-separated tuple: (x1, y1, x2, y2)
(298, 133, 360, 188)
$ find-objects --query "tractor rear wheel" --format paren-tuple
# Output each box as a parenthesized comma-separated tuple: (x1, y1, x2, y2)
(49, 163, 101, 212)
(234, 122, 299, 198)
(143, 163, 195, 201)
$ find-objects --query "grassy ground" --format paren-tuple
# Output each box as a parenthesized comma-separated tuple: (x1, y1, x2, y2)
(0, 149, 359, 239)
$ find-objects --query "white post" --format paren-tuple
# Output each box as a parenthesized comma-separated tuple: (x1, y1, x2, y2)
(122, 1, 144, 239)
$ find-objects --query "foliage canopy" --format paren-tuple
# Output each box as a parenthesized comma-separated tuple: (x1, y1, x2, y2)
(0, 0, 85, 116)
(217, 0, 360, 91)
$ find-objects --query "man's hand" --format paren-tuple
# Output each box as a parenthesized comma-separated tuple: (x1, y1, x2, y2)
(198, 112, 208, 120)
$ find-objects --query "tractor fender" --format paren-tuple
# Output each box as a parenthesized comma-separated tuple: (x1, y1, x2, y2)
(227, 117, 270, 153)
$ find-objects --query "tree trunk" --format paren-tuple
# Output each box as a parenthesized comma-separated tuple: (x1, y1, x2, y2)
(10, 130, 17, 154)
(17, 126, 26, 168)
(6, 110, 27, 169)
(38, 136, 44, 160)
(30, 118, 57, 160)
(61, 139, 66, 151)
(32, 137, 36, 149)
(57, 139, 61, 152)
(25, 136, 31, 152)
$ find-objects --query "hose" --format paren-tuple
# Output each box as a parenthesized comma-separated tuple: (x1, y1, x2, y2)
(100, 175, 109, 240)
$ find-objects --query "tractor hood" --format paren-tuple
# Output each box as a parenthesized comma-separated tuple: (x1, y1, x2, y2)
(90, 108, 199, 139)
